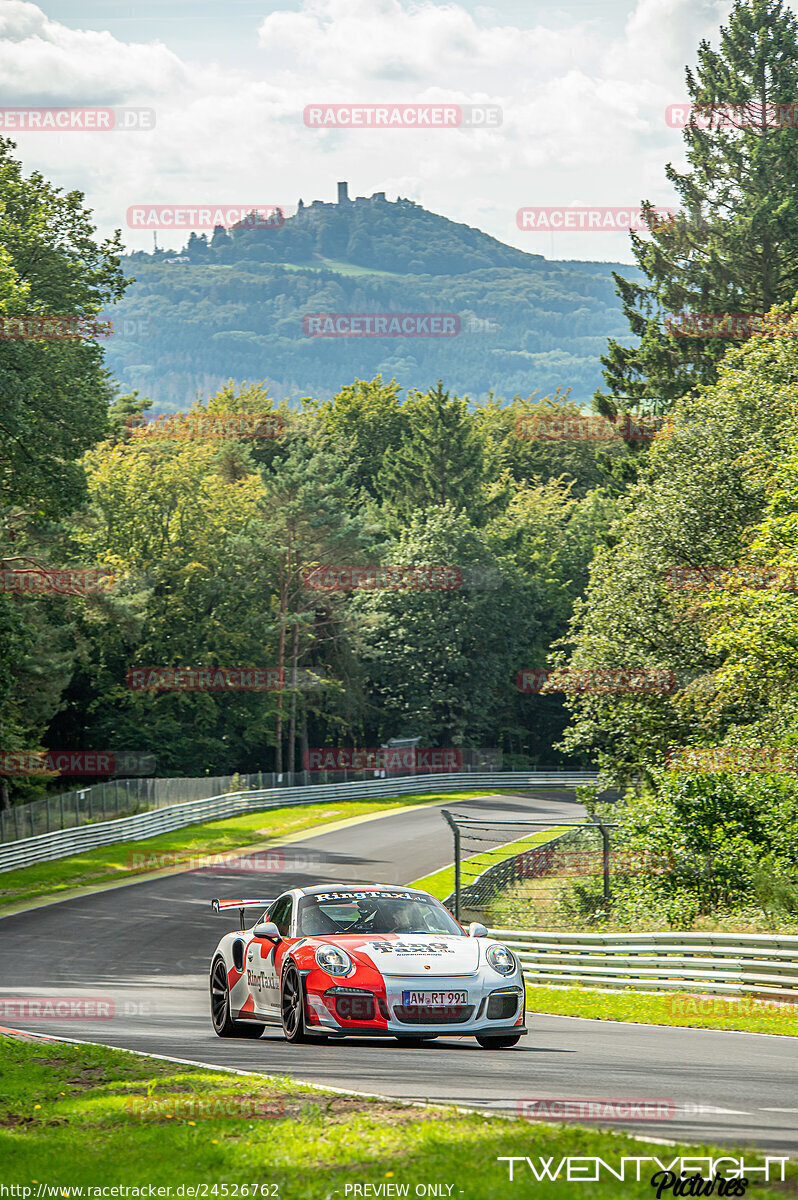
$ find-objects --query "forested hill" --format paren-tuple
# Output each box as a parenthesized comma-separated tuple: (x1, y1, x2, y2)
(106, 191, 641, 408)
(162, 193, 548, 275)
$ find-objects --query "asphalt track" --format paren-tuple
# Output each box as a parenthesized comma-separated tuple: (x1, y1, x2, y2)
(1, 788, 797, 1153)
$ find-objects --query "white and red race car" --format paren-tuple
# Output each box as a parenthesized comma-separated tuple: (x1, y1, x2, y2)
(209, 883, 526, 1048)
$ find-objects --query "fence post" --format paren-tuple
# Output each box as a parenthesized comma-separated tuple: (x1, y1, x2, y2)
(441, 810, 461, 921)
(46, 797, 51, 835)
(30, 804, 35, 838)
(60, 792, 65, 830)
(599, 822, 610, 906)
(75, 791, 80, 828)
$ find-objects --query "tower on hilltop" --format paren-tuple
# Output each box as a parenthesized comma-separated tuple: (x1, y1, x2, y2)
(337, 181, 350, 204)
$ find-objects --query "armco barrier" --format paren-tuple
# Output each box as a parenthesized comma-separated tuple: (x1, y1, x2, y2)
(0, 771, 597, 873)
(493, 928, 798, 998)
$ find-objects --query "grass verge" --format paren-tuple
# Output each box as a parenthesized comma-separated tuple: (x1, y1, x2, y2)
(0, 792, 493, 913)
(526, 984, 798, 1036)
(412, 826, 572, 900)
(0, 1034, 787, 1198)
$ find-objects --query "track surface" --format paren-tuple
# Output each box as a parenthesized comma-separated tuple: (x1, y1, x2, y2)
(1, 789, 797, 1152)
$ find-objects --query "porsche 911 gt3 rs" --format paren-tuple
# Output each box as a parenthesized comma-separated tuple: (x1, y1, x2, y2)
(209, 883, 526, 1048)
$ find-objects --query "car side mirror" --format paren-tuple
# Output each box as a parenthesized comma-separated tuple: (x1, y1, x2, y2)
(468, 922, 488, 938)
(252, 920, 281, 943)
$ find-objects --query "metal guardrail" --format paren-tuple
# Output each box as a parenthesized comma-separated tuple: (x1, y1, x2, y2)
(491, 928, 798, 998)
(0, 762, 586, 844)
(0, 771, 598, 873)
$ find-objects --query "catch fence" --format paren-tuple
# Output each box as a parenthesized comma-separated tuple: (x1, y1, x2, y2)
(441, 812, 616, 925)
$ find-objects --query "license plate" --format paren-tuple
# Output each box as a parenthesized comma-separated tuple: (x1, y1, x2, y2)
(402, 990, 468, 1005)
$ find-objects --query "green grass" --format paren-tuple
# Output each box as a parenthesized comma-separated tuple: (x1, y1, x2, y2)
(412, 827, 573, 900)
(0, 792, 493, 913)
(527, 984, 798, 1036)
(0, 1035, 787, 1198)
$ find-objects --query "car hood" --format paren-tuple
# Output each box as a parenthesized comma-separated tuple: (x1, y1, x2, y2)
(345, 933, 481, 977)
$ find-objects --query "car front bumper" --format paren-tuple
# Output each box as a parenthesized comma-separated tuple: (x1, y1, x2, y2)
(306, 974, 526, 1037)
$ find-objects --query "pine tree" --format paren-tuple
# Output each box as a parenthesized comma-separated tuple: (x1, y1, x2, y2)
(597, 0, 798, 423)
(377, 382, 485, 527)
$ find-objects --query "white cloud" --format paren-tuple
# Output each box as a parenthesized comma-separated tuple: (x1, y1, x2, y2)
(0, 3, 188, 101)
(0, 0, 735, 259)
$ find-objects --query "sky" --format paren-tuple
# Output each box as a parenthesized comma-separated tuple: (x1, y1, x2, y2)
(0, 0, 736, 261)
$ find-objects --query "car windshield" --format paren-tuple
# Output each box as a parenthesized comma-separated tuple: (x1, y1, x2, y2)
(297, 890, 463, 937)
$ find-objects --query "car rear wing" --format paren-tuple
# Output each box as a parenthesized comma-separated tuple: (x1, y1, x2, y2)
(212, 897, 275, 930)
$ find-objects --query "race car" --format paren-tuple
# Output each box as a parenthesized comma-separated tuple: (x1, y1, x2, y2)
(209, 883, 526, 1048)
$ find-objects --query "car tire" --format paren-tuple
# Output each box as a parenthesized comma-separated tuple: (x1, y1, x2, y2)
(476, 1033, 522, 1049)
(210, 957, 264, 1038)
(281, 963, 309, 1044)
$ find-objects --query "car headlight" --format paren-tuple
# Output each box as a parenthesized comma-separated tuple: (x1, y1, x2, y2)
(486, 944, 516, 975)
(315, 945, 354, 976)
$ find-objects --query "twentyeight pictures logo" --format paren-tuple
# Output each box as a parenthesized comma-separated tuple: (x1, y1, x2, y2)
(496, 1156, 787, 1183)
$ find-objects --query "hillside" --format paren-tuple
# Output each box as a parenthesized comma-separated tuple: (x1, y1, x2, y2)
(105, 188, 641, 407)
